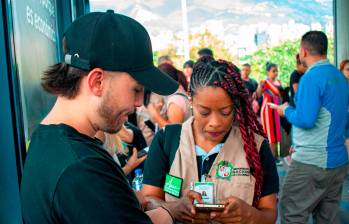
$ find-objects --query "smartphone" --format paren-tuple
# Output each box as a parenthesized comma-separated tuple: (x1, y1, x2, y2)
(267, 102, 278, 109)
(137, 149, 148, 158)
(194, 203, 225, 212)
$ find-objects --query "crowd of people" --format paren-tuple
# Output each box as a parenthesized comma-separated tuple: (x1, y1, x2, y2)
(20, 10, 349, 224)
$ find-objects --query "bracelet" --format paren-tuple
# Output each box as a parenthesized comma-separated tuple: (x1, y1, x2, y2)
(160, 205, 175, 224)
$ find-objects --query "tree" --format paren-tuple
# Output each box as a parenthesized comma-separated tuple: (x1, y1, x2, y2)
(240, 37, 334, 85)
(153, 29, 236, 69)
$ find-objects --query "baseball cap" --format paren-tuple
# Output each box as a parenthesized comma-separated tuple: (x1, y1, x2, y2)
(63, 10, 178, 95)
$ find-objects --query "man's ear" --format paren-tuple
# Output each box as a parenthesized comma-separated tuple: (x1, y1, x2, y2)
(86, 68, 106, 96)
(300, 47, 307, 59)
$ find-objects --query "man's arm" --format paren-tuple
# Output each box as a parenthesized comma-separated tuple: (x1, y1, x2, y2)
(282, 74, 322, 129)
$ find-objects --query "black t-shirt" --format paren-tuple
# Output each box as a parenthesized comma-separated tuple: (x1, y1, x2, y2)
(143, 125, 279, 198)
(20, 124, 152, 224)
(289, 70, 303, 107)
(243, 78, 258, 95)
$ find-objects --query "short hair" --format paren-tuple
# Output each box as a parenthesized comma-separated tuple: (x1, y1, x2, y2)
(183, 60, 194, 69)
(41, 37, 89, 98)
(339, 59, 349, 71)
(198, 48, 213, 57)
(242, 63, 251, 68)
(157, 55, 172, 66)
(301, 31, 328, 56)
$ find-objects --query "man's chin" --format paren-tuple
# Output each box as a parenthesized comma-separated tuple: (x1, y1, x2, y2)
(103, 123, 123, 134)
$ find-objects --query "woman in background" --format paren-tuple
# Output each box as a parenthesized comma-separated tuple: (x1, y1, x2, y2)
(258, 62, 284, 158)
(148, 63, 190, 128)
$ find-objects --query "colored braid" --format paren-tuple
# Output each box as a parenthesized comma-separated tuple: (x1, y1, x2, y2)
(190, 59, 266, 207)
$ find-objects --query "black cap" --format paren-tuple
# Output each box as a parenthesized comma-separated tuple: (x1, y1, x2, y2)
(64, 10, 178, 95)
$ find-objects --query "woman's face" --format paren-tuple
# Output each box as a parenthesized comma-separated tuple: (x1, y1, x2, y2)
(343, 63, 349, 80)
(268, 66, 278, 80)
(192, 86, 234, 144)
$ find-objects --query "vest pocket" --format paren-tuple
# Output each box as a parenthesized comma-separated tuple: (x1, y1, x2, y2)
(215, 178, 255, 205)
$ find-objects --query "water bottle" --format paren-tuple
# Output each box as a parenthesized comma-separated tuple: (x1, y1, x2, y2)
(132, 169, 143, 191)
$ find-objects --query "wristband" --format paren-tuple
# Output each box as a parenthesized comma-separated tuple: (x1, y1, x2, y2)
(160, 205, 175, 224)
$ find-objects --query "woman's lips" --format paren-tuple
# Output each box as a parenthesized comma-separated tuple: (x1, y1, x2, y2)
(207, 131, 224, 137)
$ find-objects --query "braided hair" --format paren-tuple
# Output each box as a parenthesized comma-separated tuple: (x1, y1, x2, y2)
(190, 59, 267, 207)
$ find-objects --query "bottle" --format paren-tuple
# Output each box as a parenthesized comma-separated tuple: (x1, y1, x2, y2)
(132, 169, 143, 191)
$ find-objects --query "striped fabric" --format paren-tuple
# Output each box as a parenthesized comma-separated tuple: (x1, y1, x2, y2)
(260, 79, 282, 144)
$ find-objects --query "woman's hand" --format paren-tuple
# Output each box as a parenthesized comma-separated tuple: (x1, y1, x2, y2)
(166, 190, 210, 224)
(122, 148, 147, 175)
(210, 196, 258, 224)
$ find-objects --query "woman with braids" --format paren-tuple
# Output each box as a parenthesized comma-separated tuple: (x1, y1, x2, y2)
(142, 59, 279, 223)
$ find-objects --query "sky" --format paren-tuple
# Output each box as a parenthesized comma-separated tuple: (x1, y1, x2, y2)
(89, 0, 333, 53)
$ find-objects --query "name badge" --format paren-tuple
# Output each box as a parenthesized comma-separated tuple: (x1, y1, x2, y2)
(164, 174, 183, 198)
(193, 182, 215, 204)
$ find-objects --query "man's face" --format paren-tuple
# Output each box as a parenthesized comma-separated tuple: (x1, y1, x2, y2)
(97, 72, 144, 133)
(241, 66, 251, 78)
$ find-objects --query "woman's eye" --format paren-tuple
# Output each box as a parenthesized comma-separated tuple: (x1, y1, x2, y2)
(199, 111, 210, 116)
(221, 110, 232, 116)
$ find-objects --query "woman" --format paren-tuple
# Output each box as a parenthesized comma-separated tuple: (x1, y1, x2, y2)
(258, 62, 284, 157)
(142, 59, 278, 223)
(95, 124, 147, 176)
(148, 63, 190, 128)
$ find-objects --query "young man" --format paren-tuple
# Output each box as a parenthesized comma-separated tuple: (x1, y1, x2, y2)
(241, 63, 258, 96)
(274, 31, 349, 223)
(20, 10, 202, 224)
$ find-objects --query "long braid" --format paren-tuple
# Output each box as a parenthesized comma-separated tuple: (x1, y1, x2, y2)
(190, 59, 265, 207)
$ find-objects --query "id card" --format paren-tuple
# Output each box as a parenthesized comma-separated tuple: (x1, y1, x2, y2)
(193, 182, 214, 204)
(164, 174, 183, 198)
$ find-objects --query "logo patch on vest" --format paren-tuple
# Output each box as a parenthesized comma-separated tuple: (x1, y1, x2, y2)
(216, 161, 233, 180)
(164, 174, 183, 198)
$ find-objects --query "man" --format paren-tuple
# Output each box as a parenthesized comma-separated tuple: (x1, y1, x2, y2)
(241, 63, 260, 114)
(157, 55, 173, 66)
(274, 31, 349, 223)
(20, 10, 202, 224)
(289, 53, 307, 107)
(197, 47, 214, 59)
(241, 63, 258, 95)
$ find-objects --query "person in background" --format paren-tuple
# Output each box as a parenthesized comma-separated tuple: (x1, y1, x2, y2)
(142, 59, 278, 224)
(241, 63, 259, 113)
(183, 60, 194, 86)
(340, 59, 349, 80)
(340, 59, 349, 154)
(20, 10, 199, 224)
(148, 63, 190, 128)
(157, 55, 173, 66)
(198, 47, 214, 59)
(274, 31, 349, 224)
(257, 62, 284, 158)
(241, 63, 258, 95)
(289, 53, 307, 107)
(95, 130, 147, 176)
